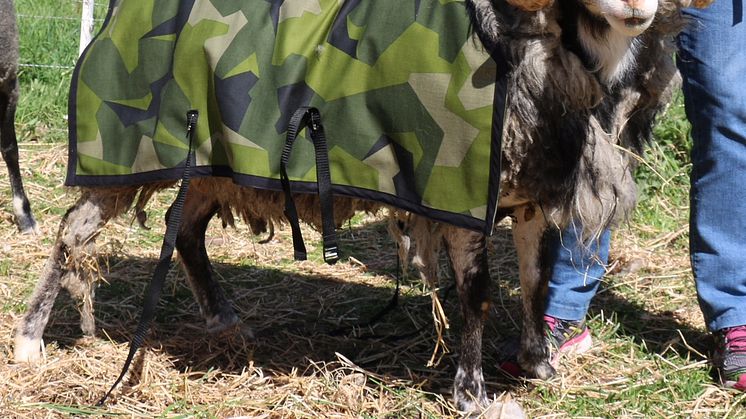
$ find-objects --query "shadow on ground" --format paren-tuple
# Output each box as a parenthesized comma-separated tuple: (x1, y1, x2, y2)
(40, 218, 711, 401)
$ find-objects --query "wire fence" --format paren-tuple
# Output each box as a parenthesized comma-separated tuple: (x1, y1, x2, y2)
(16, 0, 108, 71)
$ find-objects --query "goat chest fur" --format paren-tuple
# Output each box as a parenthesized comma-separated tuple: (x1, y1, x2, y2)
(67, 0, 507, 233)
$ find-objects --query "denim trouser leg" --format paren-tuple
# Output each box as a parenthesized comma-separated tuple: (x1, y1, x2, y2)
(544, 224, 611, 322)
(677, 1, 746, 332)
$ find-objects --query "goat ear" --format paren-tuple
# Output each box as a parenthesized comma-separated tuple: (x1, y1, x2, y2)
(505, 0, 554, 12)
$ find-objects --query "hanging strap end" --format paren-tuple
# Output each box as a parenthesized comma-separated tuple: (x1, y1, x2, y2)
(323, 244, 339, 264)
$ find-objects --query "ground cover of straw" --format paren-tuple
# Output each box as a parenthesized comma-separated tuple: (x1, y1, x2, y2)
(2, 1, 745, 417)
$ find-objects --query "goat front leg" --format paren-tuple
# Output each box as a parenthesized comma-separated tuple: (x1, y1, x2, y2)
(443, 226, 491, 413)
(14, 188, 135, 362)
(512, 204, 555, 379)
(174, 182, 240, 334)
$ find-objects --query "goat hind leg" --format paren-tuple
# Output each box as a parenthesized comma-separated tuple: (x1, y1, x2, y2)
(443, 226, 491, 413)
(174, 186, 240, 334)
(14, 189, 134, 362)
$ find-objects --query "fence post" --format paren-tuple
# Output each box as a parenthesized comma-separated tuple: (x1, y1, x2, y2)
(79, 0, 95, 56)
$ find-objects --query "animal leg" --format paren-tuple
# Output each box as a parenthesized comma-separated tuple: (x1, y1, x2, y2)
(0, 82, 36, 233)
(175, 186, 240, 333)
(443, 226, 491, 413)
(405, 216, 451, 365)
(511, 204, 555, 379)
(14, 188, 135, 362)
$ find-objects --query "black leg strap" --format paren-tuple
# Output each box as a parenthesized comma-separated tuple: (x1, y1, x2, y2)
(280, 107, 339, 264)
(280, 110, 309, 261)
(98, 110, 199, 406)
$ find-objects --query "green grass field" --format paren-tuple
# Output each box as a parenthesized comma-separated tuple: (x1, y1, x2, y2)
(1, 0, 745, 417)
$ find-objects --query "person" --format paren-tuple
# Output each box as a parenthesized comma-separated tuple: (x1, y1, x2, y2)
(543, 0, 746, 391)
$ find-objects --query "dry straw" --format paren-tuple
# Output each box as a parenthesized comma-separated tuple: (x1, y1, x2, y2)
(1, 142, 744, 417)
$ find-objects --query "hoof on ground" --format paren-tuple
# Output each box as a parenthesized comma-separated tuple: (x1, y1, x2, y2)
(456, 397, 489, 418)
(17, 217, 39, 235)
(519, 359, 556, 380)
(13, 198, 38, 235)
(458, 394, 526, 419)
(481, 395, 526, 419)
(206, 313, 254, 339)
(13, 335, 42, 363)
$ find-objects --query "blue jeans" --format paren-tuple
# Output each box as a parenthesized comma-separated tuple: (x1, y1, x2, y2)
(545, 0, 746, 331)
(678, 0, 746, 331)
(544, 224, 610, 321)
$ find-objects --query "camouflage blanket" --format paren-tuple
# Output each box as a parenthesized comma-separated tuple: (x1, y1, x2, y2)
(67, 0, 506, 233)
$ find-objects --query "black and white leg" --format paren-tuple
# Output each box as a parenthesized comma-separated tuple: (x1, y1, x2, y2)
(0, 80, 36, 233)
(443, 226, 491, 413)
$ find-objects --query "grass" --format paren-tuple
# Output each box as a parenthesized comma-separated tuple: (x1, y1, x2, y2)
(15, 1, 79, 142)
(1, 1, 745, 417)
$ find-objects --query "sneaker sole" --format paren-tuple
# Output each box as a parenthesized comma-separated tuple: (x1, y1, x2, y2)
(551, 328, 593, 367)
(721, 374, 746, 391)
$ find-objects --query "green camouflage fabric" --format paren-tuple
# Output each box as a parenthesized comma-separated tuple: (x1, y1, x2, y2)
(68, 0, 504, 233)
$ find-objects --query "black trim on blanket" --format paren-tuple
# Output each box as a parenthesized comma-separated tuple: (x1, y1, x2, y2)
(68, 167, 488, 233)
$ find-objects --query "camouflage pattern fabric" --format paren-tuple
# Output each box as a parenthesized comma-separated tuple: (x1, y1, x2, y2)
(68, 0, 505, 233)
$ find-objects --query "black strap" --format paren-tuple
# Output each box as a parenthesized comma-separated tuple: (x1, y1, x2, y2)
(280, 107, 339, 264)
(280, 110, 310, 261)
(329, 243, 401, 336)
(98, 110, 199, 406)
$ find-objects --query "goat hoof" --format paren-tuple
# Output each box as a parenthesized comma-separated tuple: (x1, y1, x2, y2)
(521, 360, 556, 380)
(13, 198, 38, 234)
(456, 396, 526, 419)
(453, 365, 488, 415)
(205, 310, 242, 334)
(455, 397, 489, 418)
(16, 215, 38, 235)
(481, 397, 527, 419)
(81, 313, 96, 336)
(13, 335, 42, 363)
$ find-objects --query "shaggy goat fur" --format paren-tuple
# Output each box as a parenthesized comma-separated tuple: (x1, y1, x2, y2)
(0, 0, 36, 233)
(464, 0, 686, 383)
(15, 0, 691, 414)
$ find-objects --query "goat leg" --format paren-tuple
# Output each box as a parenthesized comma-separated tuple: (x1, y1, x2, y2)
(14, 188, 134, 362)
(175, 182, 240, 334)
(443, 226, 491, 413)
(0, 83, 36, 233)
(512, 204, 555, 379)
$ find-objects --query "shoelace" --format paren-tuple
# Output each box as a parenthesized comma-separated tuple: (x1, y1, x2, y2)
(724, 326, 746, 352)
(544, 315, 560, 332)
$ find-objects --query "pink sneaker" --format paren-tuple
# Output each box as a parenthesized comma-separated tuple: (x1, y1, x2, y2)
(714, 325, 746, 391)
(499, 315, 593, 377)
(544, 315, 593, 366)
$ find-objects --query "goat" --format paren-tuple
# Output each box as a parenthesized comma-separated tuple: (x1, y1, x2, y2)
(0, 0, 36, 233)
(14, 0, 696, 414)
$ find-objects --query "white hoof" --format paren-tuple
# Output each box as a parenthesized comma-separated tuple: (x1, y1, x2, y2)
(482, 396, 526, 419)
(13, 335, 42, 363)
